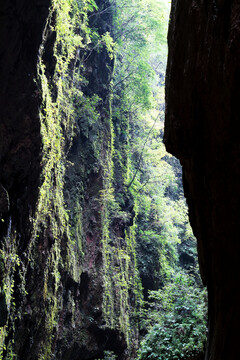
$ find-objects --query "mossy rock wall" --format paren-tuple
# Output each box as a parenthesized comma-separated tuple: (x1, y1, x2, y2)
(0, 1, 142, 359)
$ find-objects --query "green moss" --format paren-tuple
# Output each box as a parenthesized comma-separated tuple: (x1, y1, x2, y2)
(100, 131, 143, 347)
(0, 233, 21, 359)
(101, 208, 143, 346)
(32, 1, 118, 357)
(1, 0, 142, 357)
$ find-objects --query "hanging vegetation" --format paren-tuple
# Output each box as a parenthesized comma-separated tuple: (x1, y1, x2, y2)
(0, 0, 207, 359)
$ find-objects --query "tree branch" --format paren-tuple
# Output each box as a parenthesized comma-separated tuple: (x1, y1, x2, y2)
(127, 114, 159, 189)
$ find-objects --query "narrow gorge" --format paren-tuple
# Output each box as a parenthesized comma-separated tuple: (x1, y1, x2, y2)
(0, 0, 239, 359)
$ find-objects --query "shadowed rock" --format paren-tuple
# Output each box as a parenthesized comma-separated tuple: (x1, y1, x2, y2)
(165, 1, 240, 359)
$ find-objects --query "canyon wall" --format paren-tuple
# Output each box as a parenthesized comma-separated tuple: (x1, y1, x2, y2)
(165, 0, 240, 359)
(0, 1, 141, 358)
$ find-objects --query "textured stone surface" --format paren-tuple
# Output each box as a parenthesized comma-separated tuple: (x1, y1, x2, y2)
(0, 0, 51, 242)
(165, 1, 240, 359)
(0, 1, 133, 358)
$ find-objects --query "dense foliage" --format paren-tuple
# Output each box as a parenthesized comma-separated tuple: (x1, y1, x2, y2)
(110, 0, 208, 359)
(138, 274, 207, 360)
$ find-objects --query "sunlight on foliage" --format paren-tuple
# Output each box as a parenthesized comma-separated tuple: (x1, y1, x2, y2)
(111, 0, 207, 358)
(138, 274, 207, 360)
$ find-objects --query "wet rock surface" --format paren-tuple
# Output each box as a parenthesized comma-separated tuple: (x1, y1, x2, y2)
(165, 1, 240, 359)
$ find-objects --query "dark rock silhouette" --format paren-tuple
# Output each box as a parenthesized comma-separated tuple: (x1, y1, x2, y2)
(165, 1, 240, 359)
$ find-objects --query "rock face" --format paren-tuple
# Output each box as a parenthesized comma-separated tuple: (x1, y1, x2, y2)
(0, 0, 51, 331)
(165, 1, 240, 359)
(0, 1, 140, 359)
(0, 0, 50, 245)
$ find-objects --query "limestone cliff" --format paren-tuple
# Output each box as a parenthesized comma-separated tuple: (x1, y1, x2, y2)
(165, 1, 240, 359)
(0, 1, 140, 359)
